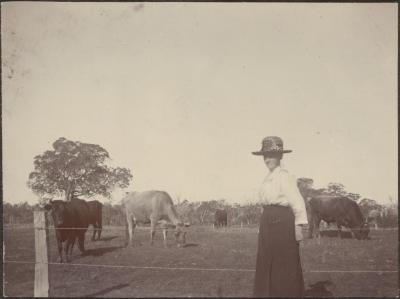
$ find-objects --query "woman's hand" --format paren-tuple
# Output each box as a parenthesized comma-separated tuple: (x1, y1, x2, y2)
(295, 225, 304, 242)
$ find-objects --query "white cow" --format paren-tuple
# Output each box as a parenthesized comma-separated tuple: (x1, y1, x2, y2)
(122, 190, 189, 247)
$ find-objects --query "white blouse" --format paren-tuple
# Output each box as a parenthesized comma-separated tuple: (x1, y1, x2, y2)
(257, 166, 308, 225)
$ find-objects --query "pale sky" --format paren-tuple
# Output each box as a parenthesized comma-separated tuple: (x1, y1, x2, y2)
(2, 3, 398, 205)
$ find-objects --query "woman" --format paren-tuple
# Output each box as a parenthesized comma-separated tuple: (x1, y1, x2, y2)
(252, 136, 308, 297)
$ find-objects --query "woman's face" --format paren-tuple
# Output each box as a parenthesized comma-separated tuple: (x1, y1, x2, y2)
(263, 153, 282, 171)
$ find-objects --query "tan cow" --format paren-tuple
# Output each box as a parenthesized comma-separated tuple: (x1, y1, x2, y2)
(122, 190, 189, 247)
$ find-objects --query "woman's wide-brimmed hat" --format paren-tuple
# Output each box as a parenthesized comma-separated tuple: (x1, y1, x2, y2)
(252, 136, 292, 155)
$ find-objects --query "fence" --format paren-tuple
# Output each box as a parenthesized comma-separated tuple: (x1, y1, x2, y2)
(3, 210, 398, 297)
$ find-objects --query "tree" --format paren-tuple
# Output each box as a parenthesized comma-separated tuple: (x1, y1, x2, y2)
(326, 182, 347, 196)
(358, 198, 381, 217)
(196, 200, 220, 224)
(27, 137, 132, 201)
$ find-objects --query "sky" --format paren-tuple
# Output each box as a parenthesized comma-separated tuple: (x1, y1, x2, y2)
(2, 3, 398, 205)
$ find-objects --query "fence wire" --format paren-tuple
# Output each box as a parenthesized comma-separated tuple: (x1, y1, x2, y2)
(3, 260, 398, 274)
(3, 225, 399, 231)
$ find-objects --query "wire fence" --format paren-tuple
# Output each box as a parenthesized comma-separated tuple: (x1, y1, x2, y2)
(3, 225, 398, 231)
(3, 212, 398, 297)
(4, 260, 398, 274)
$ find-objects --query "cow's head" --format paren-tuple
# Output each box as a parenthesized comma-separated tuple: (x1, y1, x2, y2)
(44, 200, 68, 227)
(174, 222, 190, 247)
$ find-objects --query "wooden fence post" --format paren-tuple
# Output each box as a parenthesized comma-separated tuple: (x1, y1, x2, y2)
(34, 210, 49, 297)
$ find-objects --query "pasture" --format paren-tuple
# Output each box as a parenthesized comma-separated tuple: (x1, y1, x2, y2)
(3, 225, 398, 297)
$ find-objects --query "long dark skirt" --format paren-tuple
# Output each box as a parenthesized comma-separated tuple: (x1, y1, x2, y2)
(253, 205, 305, 297)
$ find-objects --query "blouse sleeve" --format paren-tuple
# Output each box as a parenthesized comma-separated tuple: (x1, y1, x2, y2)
(280, 171, 309, 225)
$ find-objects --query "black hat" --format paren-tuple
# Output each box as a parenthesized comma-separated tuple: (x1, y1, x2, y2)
(252, 136, 292, 155)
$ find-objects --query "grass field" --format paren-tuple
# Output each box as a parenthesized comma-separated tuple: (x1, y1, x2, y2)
(3, 225, 398, 297)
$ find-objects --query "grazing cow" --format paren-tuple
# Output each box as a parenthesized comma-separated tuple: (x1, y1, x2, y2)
(44, 198, 90, 262)
(122, 190, 190, 247)
(86, 200, 103, 241)
(308, 196, 369, 240)
(213, 209, 227, 228)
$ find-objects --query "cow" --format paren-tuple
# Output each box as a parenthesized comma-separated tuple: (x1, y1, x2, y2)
(44, 198, 90, 262)
(86, 200, 103, 241)
(122, 190, 190, 248)
(308, 196, 369, 240)
(213, 209, 227, 228)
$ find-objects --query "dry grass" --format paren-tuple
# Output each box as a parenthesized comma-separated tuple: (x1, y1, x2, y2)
(3, 226, 398, 297)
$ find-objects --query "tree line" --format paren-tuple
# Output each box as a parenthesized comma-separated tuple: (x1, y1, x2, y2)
(6, 137, 395, 228)
(4, 192, 397, 228)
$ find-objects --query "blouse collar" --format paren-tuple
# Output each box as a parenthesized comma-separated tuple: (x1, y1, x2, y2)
(265, 165, 282, 180)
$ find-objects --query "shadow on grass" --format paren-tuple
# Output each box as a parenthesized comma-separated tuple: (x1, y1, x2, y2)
(83, 283, 130, 297)
(319, 230, 353, 239)
(82, 246, 123, 257)
(304, 280, 334, 297)
(182, 243, 199, 248)
(98, 236, 119, 242)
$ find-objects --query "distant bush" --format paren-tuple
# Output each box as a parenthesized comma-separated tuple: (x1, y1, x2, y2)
(3, 202, 36, 224)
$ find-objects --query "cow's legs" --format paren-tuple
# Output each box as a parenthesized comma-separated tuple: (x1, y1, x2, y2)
(77, 233, 86, 254)
(69, 237, 75, 255)
(65, 237, 75, 262)
(338, 224, 343, 238)
(97, 218, 102, 240)
(91, 224, 96, 241)
(163, 229, 168, 247)
(313, 217, 321, 238)
(57, 239, 64, 263)
(150, 223, 156, 246)
(126, 214, 136, 247)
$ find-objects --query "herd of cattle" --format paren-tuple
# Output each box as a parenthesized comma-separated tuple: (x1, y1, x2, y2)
(44, 191, 370, 263)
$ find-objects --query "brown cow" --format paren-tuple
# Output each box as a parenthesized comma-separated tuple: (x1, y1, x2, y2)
(308, 196, 369, 240)
(44, 198, 90, 262)
(86, 200, 103, 241)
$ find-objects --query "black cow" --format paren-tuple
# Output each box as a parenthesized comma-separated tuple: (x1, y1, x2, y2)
(45, 198, 90, 262)
(308, 196, 369, 240)
(86, 200, 103, 241)
(214, 209, 227, 228)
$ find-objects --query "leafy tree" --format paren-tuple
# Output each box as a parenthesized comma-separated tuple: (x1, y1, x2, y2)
(326, 182, 347, 196)
(376, 202, 398, 228)
(196, 200, 220, 224)
(3, 202, 35, 224)
(27, 137, 132, 201)
(358, 198, 381, 217)
(235, 204, 262, 226)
